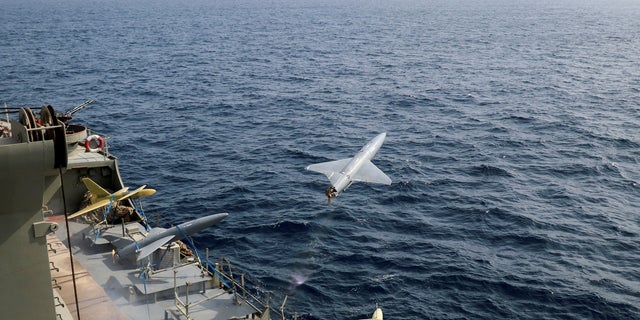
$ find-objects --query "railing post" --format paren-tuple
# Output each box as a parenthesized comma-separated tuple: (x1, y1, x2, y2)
(185, 281, 190, 317)
(213, 263, 221, 288)
(280, 295, 288, 320)
(241, 273, 246, 300)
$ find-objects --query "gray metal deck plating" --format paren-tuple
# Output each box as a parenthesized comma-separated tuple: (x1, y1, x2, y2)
(48, 216, 257, 320)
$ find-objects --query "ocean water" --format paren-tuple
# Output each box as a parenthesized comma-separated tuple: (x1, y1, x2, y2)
(2, 0, 640, 319)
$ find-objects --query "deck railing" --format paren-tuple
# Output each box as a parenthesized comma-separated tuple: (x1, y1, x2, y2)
(176, 237, 296, 320)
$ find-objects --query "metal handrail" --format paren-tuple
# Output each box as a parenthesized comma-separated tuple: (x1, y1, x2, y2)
(205, 257, 290, 320)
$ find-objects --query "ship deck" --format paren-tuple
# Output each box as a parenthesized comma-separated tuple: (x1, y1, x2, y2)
(47, 215, 257, 320)
(66, 146, 114, 168)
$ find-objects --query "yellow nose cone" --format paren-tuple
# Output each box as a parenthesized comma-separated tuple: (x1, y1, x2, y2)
(134, 188, 157, 198)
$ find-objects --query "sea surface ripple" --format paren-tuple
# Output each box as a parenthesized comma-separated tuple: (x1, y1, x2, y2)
(2, 0, 640, 319)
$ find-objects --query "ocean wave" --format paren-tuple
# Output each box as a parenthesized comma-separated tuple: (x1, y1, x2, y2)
(467, 164, 514, 177)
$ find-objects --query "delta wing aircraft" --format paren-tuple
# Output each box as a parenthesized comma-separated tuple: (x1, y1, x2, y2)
(105, 213, 228, 262)
(306, 132, 391, 204)
(67, 177, 156, 219)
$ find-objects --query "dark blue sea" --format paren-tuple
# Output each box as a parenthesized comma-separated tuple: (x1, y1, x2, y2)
(2, 0, 640, 319)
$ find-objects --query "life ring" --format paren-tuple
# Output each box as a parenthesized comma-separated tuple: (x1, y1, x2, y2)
(84, 134, 104, 152)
